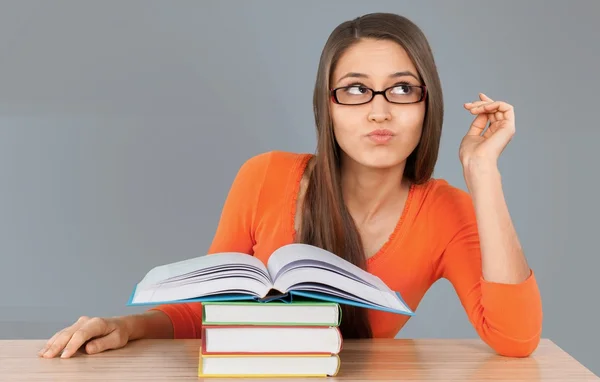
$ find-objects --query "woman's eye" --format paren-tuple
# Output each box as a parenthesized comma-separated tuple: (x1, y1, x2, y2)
(390, 85, 411, 95)
(346, 86, 368, 95)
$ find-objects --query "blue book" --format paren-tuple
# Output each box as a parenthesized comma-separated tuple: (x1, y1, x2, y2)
(126, 243, 413, 316)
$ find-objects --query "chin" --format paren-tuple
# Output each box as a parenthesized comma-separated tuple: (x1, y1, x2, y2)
(346, 149, 406, 170)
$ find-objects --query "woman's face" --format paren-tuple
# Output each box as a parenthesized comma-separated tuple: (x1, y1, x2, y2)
(330, 38, 426, 170)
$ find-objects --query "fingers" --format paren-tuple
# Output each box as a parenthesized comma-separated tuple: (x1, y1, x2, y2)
(38, 316, 131, 359)
(464, 100, 496, 124)
(38, 327, 66, 356)
(471, 101, 512, 114)
(466, 112, 489, 136)
(483, 126, 493, 138)
(480, 93, 493, 102)
(465, 95, 515, 137)
(60, 317, 110, 358)
(38, 316, 88, 358)
(479, 94, 499, 122)
(468, 100, 514, 122)
(464, 94, 505, 112)
(39, 316, 109, 359)
(464, 100, 487, 109)
(59, 328, 94, 359)
(478, 94, 503, 122)
(85, 329, 128, 355)
(464, 93, 491, 108)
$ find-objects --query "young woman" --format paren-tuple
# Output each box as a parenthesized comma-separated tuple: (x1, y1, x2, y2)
(39, 12, 542, 359)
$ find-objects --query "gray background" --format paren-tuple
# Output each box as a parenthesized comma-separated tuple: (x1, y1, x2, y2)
(1, 0, 598, 375)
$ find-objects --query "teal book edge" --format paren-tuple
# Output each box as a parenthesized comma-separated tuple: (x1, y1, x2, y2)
(126, 285, 415, 316)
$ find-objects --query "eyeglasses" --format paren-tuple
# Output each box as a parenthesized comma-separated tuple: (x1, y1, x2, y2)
(330, 84, 427, 105)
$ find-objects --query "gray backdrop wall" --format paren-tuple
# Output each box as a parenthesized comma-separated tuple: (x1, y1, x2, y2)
(1, 0, 598, 375)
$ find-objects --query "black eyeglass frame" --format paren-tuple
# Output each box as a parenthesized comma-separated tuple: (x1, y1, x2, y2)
(330, 84, 428, 105)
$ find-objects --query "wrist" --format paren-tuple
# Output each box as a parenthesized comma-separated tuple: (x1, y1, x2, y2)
(120, 314, 142, 340)
(463, 158, 501, 192)
(119, 312, 157, 341)
(130, 310, 174, 340)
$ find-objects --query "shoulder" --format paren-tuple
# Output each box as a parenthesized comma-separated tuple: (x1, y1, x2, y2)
(238, 150, 312, 176)
(234, 150, 312, 234)
(232, 150, 313, 201)
(416, 178, 476, 233)
(422, 178, 472, 208)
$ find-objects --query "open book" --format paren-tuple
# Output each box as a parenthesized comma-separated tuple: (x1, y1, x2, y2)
(127, 243, 413, 315)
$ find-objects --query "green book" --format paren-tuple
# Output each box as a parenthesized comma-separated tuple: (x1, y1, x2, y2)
(202, 300, 342, 327)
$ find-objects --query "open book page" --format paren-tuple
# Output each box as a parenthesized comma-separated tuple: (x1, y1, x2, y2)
(267, 244, 386, 290)
(138, 253, 270, 286)
(267, 244, 410, 313)
(131, 253, 273, 304)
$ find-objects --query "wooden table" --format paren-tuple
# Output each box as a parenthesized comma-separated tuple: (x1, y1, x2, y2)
(0, 338, 597, 381)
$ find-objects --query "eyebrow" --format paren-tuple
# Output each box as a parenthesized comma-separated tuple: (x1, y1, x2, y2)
(336, 71, 420, 85)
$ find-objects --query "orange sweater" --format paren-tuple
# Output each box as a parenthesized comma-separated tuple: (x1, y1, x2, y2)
(150, 151, 542, 357)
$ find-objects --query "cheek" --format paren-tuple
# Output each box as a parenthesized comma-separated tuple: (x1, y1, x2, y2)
(393, 106, 426, 140)
(330, 106, 358, 135)
(330, 105, 354, 127)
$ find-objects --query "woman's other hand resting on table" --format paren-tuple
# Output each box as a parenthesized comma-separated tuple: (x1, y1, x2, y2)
(38, 311, 173, 358)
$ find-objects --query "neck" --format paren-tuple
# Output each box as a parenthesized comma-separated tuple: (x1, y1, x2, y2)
(340, 155, 408, 226)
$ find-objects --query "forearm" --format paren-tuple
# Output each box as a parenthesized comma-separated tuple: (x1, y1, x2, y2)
(122, 310, 174, 340)
(464, 161, 530, 284)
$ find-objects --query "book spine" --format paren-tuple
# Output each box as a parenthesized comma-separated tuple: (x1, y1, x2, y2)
(200, 325, 342, 356)
(198, 354, 341, 378)
(201, 320, 339, 326)
(335, 326, 343, 353)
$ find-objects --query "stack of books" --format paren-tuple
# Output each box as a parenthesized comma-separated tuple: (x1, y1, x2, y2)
(197, 300, 343, 378)
(128, 243, 414, 377)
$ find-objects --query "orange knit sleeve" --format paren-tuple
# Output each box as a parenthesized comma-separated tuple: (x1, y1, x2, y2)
(433, 184, 543, 357)
(147, 152, 272, 338)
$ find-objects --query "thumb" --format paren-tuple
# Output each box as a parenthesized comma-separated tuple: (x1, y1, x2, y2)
(85, 329, 127, 354)
(467, 113, 488, 136)
(486, 123, 515, 158)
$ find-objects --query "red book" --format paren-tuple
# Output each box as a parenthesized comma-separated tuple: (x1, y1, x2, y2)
(200, 325, 343, 355)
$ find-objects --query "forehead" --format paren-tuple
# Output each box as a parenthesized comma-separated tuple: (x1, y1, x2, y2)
(332, 38, 418, 82)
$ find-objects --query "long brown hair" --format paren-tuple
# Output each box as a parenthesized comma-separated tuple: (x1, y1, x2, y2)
(297, 13, 444, 338)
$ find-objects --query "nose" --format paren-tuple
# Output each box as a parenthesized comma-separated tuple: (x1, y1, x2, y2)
(368, 94, 392, 123)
